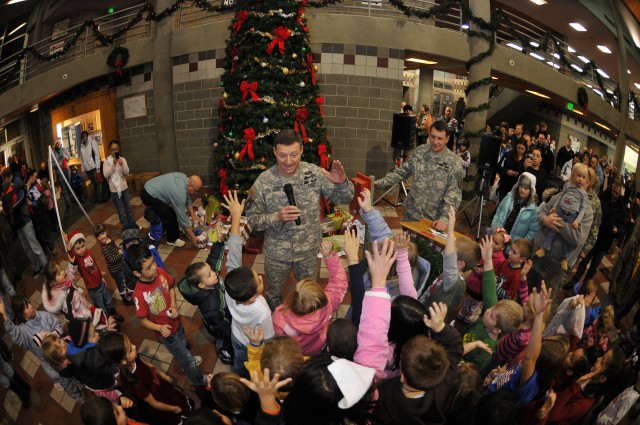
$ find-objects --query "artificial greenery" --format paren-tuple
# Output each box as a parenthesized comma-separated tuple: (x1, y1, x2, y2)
(106, 46, 129, 76)
(214, 0, 331, 196)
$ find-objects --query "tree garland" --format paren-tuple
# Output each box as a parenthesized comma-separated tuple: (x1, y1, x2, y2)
(0, 0, 341, 87)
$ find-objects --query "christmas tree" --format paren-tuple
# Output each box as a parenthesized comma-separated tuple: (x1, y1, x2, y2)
(214, 0, 331, 197)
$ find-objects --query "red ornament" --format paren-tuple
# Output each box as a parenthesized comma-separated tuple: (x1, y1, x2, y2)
(231, 47, 240, 74)
(307, 54, 316, 86)
(266, 26, 291, 55)
(250, 27, 255, 32)
(218, 169, 229, 196)
(294, 108, 309, 143)
(260, 157, 266, 163)
(315, 96, 325, 116)
(318, 144, 329, 169)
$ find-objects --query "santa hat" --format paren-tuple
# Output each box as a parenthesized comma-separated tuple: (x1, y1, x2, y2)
(327, 358, 375, 409)
(67, 230, 85, 248)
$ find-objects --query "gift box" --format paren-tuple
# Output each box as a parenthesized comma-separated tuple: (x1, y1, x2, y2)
(214, 214, 252, 245)
(321, 217, 334, 236)
(326, 208, 352, 231)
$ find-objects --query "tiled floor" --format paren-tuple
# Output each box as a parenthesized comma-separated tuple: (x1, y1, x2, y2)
(0, 189, 617, 425)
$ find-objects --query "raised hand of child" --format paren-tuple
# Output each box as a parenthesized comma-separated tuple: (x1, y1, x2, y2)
(221, 190, 246, 218)
(479, 235, 493, 263)
(243, 325, 264, 346)
(159, 324, 172, 338)
(447, 204, 457, 233)
(240, 368, 293, 408)
(531, 281, 552, 316)
(106, 316, 118, 332)
(357, 188, 372, 213)
(521, 259, 533, 278)
(393, 231, 411, 251)
(423, 302, 447, 333)
(571, 220, 580, 229)
(365, 239, 396, 289)
(67, 252, 75, 264)
(320, 240, 333, 258)
(343, 229, 360, 263)
(584, 292, 596, 308)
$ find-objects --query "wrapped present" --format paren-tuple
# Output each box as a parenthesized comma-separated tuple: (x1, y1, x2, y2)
(203, 194, 223, 222)
(214, 214, 252, 245)
(321, 217, 334, 236)
(326, 208, 351, 231)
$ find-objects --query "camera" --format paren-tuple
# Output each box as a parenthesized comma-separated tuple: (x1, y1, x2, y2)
(115, 152, 120, 160)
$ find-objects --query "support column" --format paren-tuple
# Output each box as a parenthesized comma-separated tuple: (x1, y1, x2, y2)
(417, 68, 434, 114)
(610, 0, 629, 174)
(465, 0, 492, 160)
(153, 0, 179, 172)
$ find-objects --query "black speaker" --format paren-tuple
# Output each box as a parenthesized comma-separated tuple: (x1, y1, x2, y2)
(476, 134, 501, 171)
(391, 113, 416, 150)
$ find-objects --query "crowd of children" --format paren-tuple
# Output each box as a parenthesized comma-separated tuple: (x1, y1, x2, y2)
(1, 175, 640, 425)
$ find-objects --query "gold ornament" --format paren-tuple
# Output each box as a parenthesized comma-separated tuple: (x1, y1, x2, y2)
(314, 65, 319, 72)
(292, 53, 298, 59)
(234, 152, 240, 160)
(282, 67, 290, 75)
(223, 92, 228, 98)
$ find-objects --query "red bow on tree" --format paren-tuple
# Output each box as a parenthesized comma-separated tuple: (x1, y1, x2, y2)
(232, 10, 249, 35)
(218, 169, 229, 196)
(240, 80, 260, 104)
(114, 57, 124, 77)
(267, 27, 291, 55)
(306, 54, 316, 86)
(294, 108, 309, 143)
(238, 128, 256, 161)
(296, 9, 308, 32)
(318, 144, 330, 169)
(315, 96, 325, 117)
(231, 47, 240, 75)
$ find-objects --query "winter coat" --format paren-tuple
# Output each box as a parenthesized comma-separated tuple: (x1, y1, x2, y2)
(64, 341, 117, 391)
(178, 277, 232, 342)
(272, 252, 348, 356)
(611, 223, 640, 310)
(41, 263, 93, 321)
(492, 191, 540, 244)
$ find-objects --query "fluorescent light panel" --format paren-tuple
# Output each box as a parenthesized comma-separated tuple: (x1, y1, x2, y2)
(597, 45, 612, 54)
(595, 122, 611, 131)
(530, 52, 545, 60)
(507, 42, 523, 51)
(406, 58, 438, 65)
(635, 83, 640, 90)
(571, 64, 583, 72)
(596, 69, 609, 78)
(593, 89, 603, 96)
(552, 53, 560, 59)
(567, 46, 576, 53)
(530, 0, 547, 4)
(570, 23, 587, 32)
(526, 89, 550, 99)
(461, 24, 469, 29)
(573, 109, 584, 115)
(578, 56, 590, 64)
(546, 61, 560, 69)
(8, 22, 26, 36)
(530, 41, 540, 47)
(7, 0, 28, 4)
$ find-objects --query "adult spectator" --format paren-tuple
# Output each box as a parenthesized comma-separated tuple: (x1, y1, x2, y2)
(245, 129, 354, 310)
(141, 173, 203, 248)
(37, 162, 49, 181)
(491, 172, 539, 245)
(590, 154, 604, 193)
(556, 137, 574, 175)
(625, 172, 636, 204)
(52, 138, 71, 208)
(525, 147, 547, 203)
(376, 120, 464, 231)
(560, 153, 581, 182)
(26, 171, 54, 258)
(496, 139, 526, 202)
(402, 104, 413, 115)
(439, 106, 458, 151)
(103, 140, 133, 226)
(535, 132, 554, 174)
(415, 104, 432, 146)
(536, 121, 549, 139)
(77, 131, 101, 203)
(567, 180, 625, 287)
(511, 123, 523, 144)
(1, 169, 47, 276)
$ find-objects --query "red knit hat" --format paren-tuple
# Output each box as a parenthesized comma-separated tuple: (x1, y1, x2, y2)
(67, 230, 85, 248)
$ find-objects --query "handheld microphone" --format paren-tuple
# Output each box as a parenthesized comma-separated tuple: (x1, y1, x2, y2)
(283, 183, 301, 225)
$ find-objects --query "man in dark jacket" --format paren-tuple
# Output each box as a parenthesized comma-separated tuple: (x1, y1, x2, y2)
(555, 137, 575, 175)
(569, 180, 626, 285)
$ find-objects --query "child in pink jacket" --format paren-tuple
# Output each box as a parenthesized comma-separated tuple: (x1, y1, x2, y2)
(271, 239, 349, 356)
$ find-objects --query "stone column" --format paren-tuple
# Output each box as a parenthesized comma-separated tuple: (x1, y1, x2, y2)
(610, 0, 629, 174)
(417, 68, 434, 114)
(152, 0, 179, 172)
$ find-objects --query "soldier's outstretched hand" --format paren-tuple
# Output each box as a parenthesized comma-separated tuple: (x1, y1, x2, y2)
(321, 160, 347, 185)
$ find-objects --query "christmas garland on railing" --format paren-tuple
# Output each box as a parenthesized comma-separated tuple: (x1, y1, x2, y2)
(388, 0, 621, 136)
(0, 0, 341, 87)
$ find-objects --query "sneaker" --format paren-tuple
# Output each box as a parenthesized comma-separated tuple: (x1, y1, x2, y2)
(193, 355, 203, 367)
(217, 348, 234, 365)
(167, 239, 186, 247)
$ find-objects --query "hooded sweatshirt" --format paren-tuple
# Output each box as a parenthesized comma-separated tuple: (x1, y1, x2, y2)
(271, 252, 348, 356)
(64, 341, 117, 391)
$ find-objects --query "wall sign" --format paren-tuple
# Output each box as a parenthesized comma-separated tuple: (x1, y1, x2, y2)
(123, 94, 147, 119)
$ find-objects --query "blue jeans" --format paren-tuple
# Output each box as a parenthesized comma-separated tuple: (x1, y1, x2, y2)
(111, 189, 134, 226)
(231, 333, 249, 379)
(88, 281, 115, 314)
(17, 220, 47, 271)
(159, 325, 205, 386)
(85, 168, 97, 202)
(109, 270, 126, 296)
(541, 209, 579, 257)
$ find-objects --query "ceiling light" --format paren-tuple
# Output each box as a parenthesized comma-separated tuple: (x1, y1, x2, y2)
(597, 45, 612, 54)
(635, 83, 640, 90)
(30, 104, 38, 113)
(530, 0, 547, 4)
(606, 89, 613, 94)
(406, 58, 438, 65)
(578, 56, 590, 64)
(461, 24, 469, 29)
(573, 109, 584, 115)
(530, 52, 545, 60)
(567, 46, 576, 53)
(629, 70, 632, 74)
(530, 41, 540, 47)
(571, 64, 584, 72)
(546, 61, 560, 69)
(552, 53, 560, 59)
(526, 90, 550, 99)
(507, 43, 523, 51)
(595, 121, 611, 131)
(7, 0, 28, 4)
(597, 69, 609, 78)
(570, 23, 587, 32)
(491, 76, 498, 80)
(7, 22, 26, 36)
(593, 89, 603, 96)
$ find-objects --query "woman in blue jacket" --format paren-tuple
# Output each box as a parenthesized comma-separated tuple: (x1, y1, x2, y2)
(492, 172, 539, 248)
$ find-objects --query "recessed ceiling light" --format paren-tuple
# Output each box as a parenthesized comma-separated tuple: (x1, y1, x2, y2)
(606, 89, 613, 94)
(573, 109, 584, 115)
(634, 83, 640, 90)
(507, 43, 523, 51)
(406, 58, 438, 65)
(595, 121, 611, 131)
(526, 90, 551, 99)
(578, 56, 590, 64)
(552, 53, 560, 59)
(7, 0, 28, 4)
(570, 23, 587, 32)
(597, 45, 612, 54)
(530, 0, 547, 4)
(7, 22, 26, 36)
(571, 64, 584, 72)
(597, 69, 609, 78)
(567, 46, 576, 53)
(593, 89, 603, 96)
(491, 76, 498, 80)
(587, 84, 593, 88)
(546, 61, 560, 69)
(530, 53, 545, 60)
(629, 70, 632, 74)
(530, 41, 540, 47)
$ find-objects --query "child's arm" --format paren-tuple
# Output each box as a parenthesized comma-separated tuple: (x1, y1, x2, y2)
(66, 260, 77, 279)
(463, 340, 493, 356)
(354, 239, 397, 375)
(168, 287, 178, 319)
(518, 259, 532, 305)
(394, 231, 417, 299)
(480, 235, 498, 309)
(140, 318, 172, 338)
(244, 326, 265, 378)
(141, 391, 183, 414)
(320, 242, 349, 312)
(519, 282, 552, 387)
(424, 302, 464, 364)
(241, 368, 291, 417)
(442, 206, 461, 293)
(358, 188, 393, 243)
(344, 229, 365, 327)
(221, 191, 246, 273)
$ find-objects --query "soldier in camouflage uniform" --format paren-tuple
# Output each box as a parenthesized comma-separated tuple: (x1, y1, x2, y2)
(375, 120, 464, 231)
(245, 130, 354, 310)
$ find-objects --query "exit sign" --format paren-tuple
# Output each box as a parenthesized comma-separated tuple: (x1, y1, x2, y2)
(567, 102, 574, 110)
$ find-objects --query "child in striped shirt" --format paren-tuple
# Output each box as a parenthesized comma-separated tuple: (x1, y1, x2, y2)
(94, 224, 133, 305)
